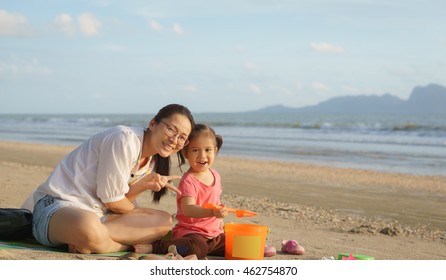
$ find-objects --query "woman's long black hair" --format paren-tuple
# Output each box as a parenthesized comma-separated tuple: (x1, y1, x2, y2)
(150, 104, 195, 203)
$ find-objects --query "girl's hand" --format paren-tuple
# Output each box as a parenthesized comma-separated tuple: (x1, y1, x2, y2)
(212, 205, 229, 218)
(131, 173, 182, 195)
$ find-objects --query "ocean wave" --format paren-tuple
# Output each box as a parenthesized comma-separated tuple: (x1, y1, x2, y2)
(1, 113, 445, 176)
(3, 113, 446, 131)
(201, 119, 446, 136)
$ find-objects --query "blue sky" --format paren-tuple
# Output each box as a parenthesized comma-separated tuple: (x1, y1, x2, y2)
(1, 0, 445, 114)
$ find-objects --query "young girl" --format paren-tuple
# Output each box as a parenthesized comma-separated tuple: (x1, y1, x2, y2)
(134, 124, 227, 259)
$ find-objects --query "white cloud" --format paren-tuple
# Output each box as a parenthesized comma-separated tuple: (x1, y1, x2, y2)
(0, 59, 51, 77)
(0, 61, 19, 75)
(146, 19, 184, 35)
(244, 61, 258, 70)
(311, 42, 344, 53)
(172, 23, 184, 35)
(77, 13, 102, 37)
(0, 9, 29, 36)
(249, 83, 261, 94)
(25, 59, 51, 75)
(149, 19, 163, 31)
(54, 13, 102, 37)
(182, 84, 198, 93)
(54, 13, 76, 36)
(311, 82, 329, 93)
(135, 9, 168, 19)
(269, 85, 292, 96)
(235, 45, 246, 53)
(295, 81, 303, 91)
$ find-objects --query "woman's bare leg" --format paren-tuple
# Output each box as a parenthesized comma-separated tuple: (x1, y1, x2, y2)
(105, 207, 173, 245)
(134, 243, 153, 254)
(48, 207, 172, 254)
(49, 207, 128, 254)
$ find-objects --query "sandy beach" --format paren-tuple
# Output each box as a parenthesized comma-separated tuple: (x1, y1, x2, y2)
(0, 141, 445, 260)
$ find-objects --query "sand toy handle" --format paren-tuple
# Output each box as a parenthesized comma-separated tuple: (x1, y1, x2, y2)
(202, 203, 257, 217)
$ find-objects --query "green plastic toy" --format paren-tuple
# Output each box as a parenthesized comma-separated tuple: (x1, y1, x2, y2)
(338, 253, 375, 260)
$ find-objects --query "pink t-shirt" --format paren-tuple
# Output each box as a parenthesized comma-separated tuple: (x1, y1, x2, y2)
(173, 169, 223, 238)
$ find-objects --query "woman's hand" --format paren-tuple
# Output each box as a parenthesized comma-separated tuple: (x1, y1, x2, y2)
(130, 173, 182, 195)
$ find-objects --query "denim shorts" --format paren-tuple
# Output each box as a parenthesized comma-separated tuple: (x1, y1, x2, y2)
(32, 195, 74, 246)
(33, 195, 110, 247)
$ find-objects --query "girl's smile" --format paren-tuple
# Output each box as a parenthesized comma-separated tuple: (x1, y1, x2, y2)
(186, 134, 217, 173)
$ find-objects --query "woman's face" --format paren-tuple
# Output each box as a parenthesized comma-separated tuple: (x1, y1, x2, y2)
(149, 113, 193, 157)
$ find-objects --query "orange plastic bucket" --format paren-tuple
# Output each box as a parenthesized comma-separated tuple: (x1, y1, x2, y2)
(224, 223, 268, 260)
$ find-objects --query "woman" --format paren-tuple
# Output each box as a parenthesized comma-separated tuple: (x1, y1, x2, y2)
(22, 104, 195, 254)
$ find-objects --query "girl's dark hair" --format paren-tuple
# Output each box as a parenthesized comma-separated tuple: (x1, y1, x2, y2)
(150, 104, 195, 203)
(182, 124, 223, 158)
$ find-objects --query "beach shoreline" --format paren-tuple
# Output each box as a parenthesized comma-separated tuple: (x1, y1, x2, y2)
(0, 141, 445, 260)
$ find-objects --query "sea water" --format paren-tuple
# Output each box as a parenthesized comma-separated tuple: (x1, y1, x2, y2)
(0, 113, 445, 176)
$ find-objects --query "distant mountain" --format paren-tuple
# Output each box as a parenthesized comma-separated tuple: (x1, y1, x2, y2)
(252, 104, 298, 114)
(298, 93, 404, 114)
(405, 84, 446, 114)
(253, 83, 446, 114)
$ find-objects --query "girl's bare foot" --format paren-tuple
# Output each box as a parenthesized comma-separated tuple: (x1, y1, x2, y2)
(133, 243, 153, 254)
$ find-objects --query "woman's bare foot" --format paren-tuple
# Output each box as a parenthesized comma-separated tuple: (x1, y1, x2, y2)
(68, 244, 78, 253)
(133, 243, 153, 254)
(68, 244, 89, 254)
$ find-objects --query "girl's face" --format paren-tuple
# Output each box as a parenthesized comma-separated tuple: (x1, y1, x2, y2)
(149, 113, 192, 158)
(185, 133, 218, 173)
